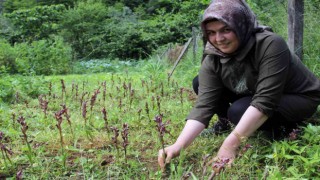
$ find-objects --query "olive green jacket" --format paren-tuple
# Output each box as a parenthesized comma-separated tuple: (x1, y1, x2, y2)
(187, 31, 320, 127)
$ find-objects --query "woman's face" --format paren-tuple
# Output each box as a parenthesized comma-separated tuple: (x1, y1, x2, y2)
(205, 21, 239, 54)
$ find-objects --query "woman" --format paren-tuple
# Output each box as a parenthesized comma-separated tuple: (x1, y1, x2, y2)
(158, 0, 320, 171)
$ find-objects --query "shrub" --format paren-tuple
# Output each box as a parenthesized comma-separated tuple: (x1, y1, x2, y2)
(0, 75, 14, 103)
(0, 15, 17, 45)
(59, 1, 109, 59)
(102, 19, 154, 59)
(0, 75, 48, 103)
(0, 39, 17, 74)
(15, 36, 72, 75)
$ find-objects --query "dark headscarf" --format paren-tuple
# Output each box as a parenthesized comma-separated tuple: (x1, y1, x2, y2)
(201, 0, 271, 58)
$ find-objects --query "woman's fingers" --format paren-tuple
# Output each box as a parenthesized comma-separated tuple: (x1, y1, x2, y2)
(158, 146, 180, 170)
(165, 154, 174, 167)
(158, 149, 166, 169)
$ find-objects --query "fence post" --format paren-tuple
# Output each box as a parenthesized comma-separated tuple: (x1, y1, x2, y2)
(288, 0, 304, 60)
(192, 27, 197, 62)
(168, 38, 193, 79)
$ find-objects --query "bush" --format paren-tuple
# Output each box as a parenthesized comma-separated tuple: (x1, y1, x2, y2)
(102, 19, 155, 59)
(60, 1, 208, 60)
(0, 15, 17, 45)
(59, 1, 109, 59)
(0, 75, 14, 103)
(0, 39, 17, 74)
(0, 75, 48, 103)
(15, 36, 72, 75)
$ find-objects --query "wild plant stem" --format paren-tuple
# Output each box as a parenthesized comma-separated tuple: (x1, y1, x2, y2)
(1, 150, 9, 168)
(24, 136, 33, 164)
(5, 153, 12, 165)
(58, 128, 66, 168)
(68, 123, 74, 139)
(159, 135, 166, 162)
(124, 148, 127, 164)
(116, 146, 119, 159)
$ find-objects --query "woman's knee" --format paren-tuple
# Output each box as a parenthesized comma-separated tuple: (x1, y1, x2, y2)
(227, 97, 252, 125)
(192, 75, 199, 95)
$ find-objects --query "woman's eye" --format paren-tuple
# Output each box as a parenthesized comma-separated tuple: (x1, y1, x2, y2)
(207, 31, 216, 36)
(223, 28, 231, 33)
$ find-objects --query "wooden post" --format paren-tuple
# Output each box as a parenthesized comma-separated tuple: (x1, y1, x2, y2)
(192, 27, 197, 62)
(288, 0, 304, 60)
(168, 38, 193, 79)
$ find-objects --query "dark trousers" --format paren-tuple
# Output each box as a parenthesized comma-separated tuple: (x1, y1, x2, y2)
(192, 76, 317, 131)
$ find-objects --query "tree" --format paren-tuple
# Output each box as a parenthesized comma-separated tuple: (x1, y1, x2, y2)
(2, 0, 37, 13)
(3, 4, 66, 43)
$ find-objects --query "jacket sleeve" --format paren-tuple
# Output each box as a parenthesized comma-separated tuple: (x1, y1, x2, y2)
(250, 34, 290, 117)
(186, 55, 224, 127)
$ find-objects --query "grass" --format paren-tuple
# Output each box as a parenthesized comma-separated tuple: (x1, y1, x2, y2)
(0, 59, 196, 178)
(1, 49, 320, 179)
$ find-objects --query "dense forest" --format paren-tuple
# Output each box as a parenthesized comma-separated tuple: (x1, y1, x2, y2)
(0, 0, 210, 75)
(0, 0, 319, 75)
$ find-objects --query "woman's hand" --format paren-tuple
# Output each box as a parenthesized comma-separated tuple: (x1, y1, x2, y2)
(205, 133, 239, 178)
(157, 120, 205, 170)
(216, 144, 237, 161)
(204, 144, 236, 179)
(206, 155, 233, 180)
(158, 144, 182, 171)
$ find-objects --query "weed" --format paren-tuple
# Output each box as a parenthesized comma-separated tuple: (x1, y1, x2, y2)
(17, 116, 33, 164)
(111, 126, 120, 157)
(121, 123, 129, 163)
(0, 131, 13, 168)
(154, 114, 171, 172)
(38, 94, 49, 118)
(101, 107, 108, 130)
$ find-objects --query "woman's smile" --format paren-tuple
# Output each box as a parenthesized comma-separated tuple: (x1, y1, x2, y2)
(205, 21, 239, 54)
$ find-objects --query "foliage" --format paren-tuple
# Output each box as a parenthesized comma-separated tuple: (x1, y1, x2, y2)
(142, 0, 207, 48)
(302, 1, 320, 75)
(0, 35, 72, 76)
(0, 0, 318, 75)
(35, 0, 74, 7)
(15, 36, 72, 75)
(1, 0, 37, 13)
(0, 15, 17, 44)
(0, 0, 319, 179)
(72, 59, 144, 74)
(0, 75, 14, 103)
(247, 0, 288, 36)
(0, 40, 17, 74)
(1, 0, 73, 13)
(1, 0, 209, 61)
(0, 53, 319, 178)
(0, 74, 48, 103)
(3, 4, 66, 44)
(102, 18, 154, 59)
(59, 1, 109, 59)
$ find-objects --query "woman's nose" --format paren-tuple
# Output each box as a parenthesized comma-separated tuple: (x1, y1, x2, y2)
(215, 32, 225, 42)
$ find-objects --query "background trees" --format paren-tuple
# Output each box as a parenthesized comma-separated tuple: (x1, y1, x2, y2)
(0, 0, 318, 75)
(0, 0, 209, 61)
